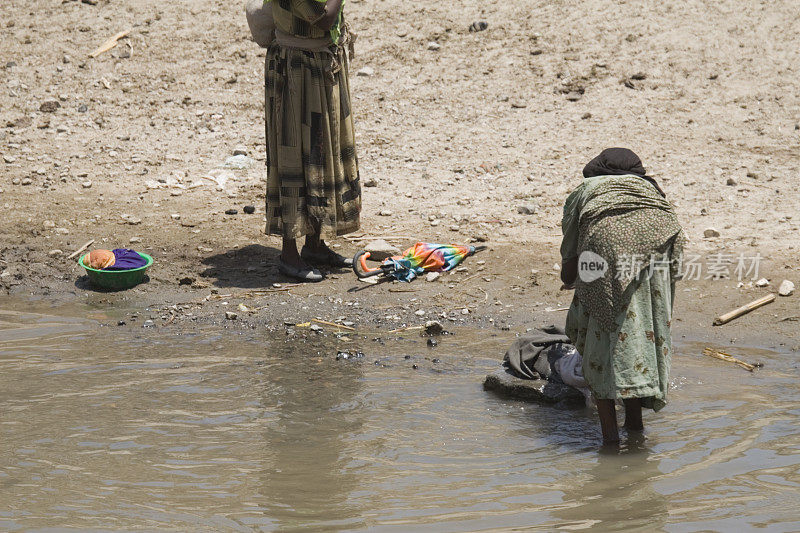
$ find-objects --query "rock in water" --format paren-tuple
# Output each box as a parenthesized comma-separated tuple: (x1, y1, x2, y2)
(424, 320, 444, 336)
(483, 368, 585, 406)
(364, 239, 400, 261)
(778, 280, 795, 296)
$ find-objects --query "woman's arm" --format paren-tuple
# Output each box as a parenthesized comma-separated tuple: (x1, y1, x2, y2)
(559, 187, 582, 289)
(291, 0, 343, 31)
(561, 256, 578, 287)
(313, 0, 344, 31)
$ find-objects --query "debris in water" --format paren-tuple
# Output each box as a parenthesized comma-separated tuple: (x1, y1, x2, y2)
(702, 347, 762, 372)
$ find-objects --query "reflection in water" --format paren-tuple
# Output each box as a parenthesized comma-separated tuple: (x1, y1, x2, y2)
(552, 438, 668, 531)
(257, 347, 366, 531)
(1, 304, 799, 531)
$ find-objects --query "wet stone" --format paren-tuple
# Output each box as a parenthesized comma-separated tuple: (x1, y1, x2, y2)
(424, 320, 444, 336)
(427, 338, 438, 347)
(483, 368, 585, 406)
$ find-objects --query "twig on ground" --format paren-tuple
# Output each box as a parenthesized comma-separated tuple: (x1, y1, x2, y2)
(312, 318, 355, 331)
(68, 239, 95, 260)
(389, 325, 424, 333)
(89, 29, 132, 58)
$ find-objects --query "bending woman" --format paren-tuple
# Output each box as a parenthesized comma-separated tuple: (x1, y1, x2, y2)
(265, 0, 361, 281)
(560, 148, 684, 444)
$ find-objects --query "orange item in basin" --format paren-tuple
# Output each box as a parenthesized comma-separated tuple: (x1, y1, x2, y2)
(84, 249, 116, 269)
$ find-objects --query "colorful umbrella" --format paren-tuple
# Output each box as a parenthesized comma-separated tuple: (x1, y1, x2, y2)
(353, 242, 486, 282)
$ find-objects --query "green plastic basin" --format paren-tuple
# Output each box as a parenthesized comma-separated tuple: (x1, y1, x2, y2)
(78, 253, 153, 290)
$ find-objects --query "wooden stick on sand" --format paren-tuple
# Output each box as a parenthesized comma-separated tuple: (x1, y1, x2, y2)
(312, 318, 355, 331)
(68, 239, 95, 260)
(89, 29, 131, 58)
(713, 294, 776, 326)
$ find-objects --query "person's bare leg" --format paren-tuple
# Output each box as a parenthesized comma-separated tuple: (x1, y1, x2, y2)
(596, 399, 620, 444)
(281, 237, 307, 269)
(623, 398, 643, 431)
(305, 232, 322, 252)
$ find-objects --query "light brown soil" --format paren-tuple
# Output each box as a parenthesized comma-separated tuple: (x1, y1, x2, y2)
(0, 0, 798, 348)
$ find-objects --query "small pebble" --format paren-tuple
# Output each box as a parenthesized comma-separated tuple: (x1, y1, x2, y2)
(468, 21, 489, 32)
(703, 228, 720, 238)
(225, 208, 238, 215)
(243, 205, 255, 214)
(778, 280, 795, 297)
(427, 42, 440, 51)
(225, 311, 238, 320)
(427, 338, 438, 347)
(142, 319, 155, 328)
(412, 364, 419, 369)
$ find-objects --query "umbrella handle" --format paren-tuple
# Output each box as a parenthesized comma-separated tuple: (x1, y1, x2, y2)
(352, 251, 385, 278)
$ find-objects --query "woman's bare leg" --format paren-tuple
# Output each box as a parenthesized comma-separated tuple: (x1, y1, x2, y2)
(596, 399, 620, 444)
(281, 237, 306, 269)
(623, 398, 644, 431)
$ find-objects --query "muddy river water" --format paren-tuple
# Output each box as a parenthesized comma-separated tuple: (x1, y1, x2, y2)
(1, 302, 799, 531)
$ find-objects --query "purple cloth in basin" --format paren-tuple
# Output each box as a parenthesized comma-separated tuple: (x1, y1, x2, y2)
(104, 249, 148, 271)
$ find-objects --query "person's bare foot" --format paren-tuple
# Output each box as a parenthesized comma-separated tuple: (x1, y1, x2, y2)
(597, 399, 620, 444)
(623, 398, 643, 431)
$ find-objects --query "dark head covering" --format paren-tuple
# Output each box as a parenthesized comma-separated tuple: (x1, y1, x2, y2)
(582, 147, 665, 197)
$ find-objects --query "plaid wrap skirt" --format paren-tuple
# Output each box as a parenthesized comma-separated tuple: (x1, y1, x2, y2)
(264, 42, 361, 239)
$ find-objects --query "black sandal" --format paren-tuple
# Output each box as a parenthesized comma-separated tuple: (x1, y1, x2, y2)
(300, 246, 353, 267)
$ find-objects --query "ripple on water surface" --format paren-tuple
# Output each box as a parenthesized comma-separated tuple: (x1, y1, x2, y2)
(1, 307, 799, 531)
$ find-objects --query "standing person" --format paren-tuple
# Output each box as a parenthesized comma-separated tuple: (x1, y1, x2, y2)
(265, 0, 361, 281)
(559, 148, 684, 444)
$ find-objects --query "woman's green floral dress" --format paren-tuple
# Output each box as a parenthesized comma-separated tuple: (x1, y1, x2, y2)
(561, 175, 684, 411)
